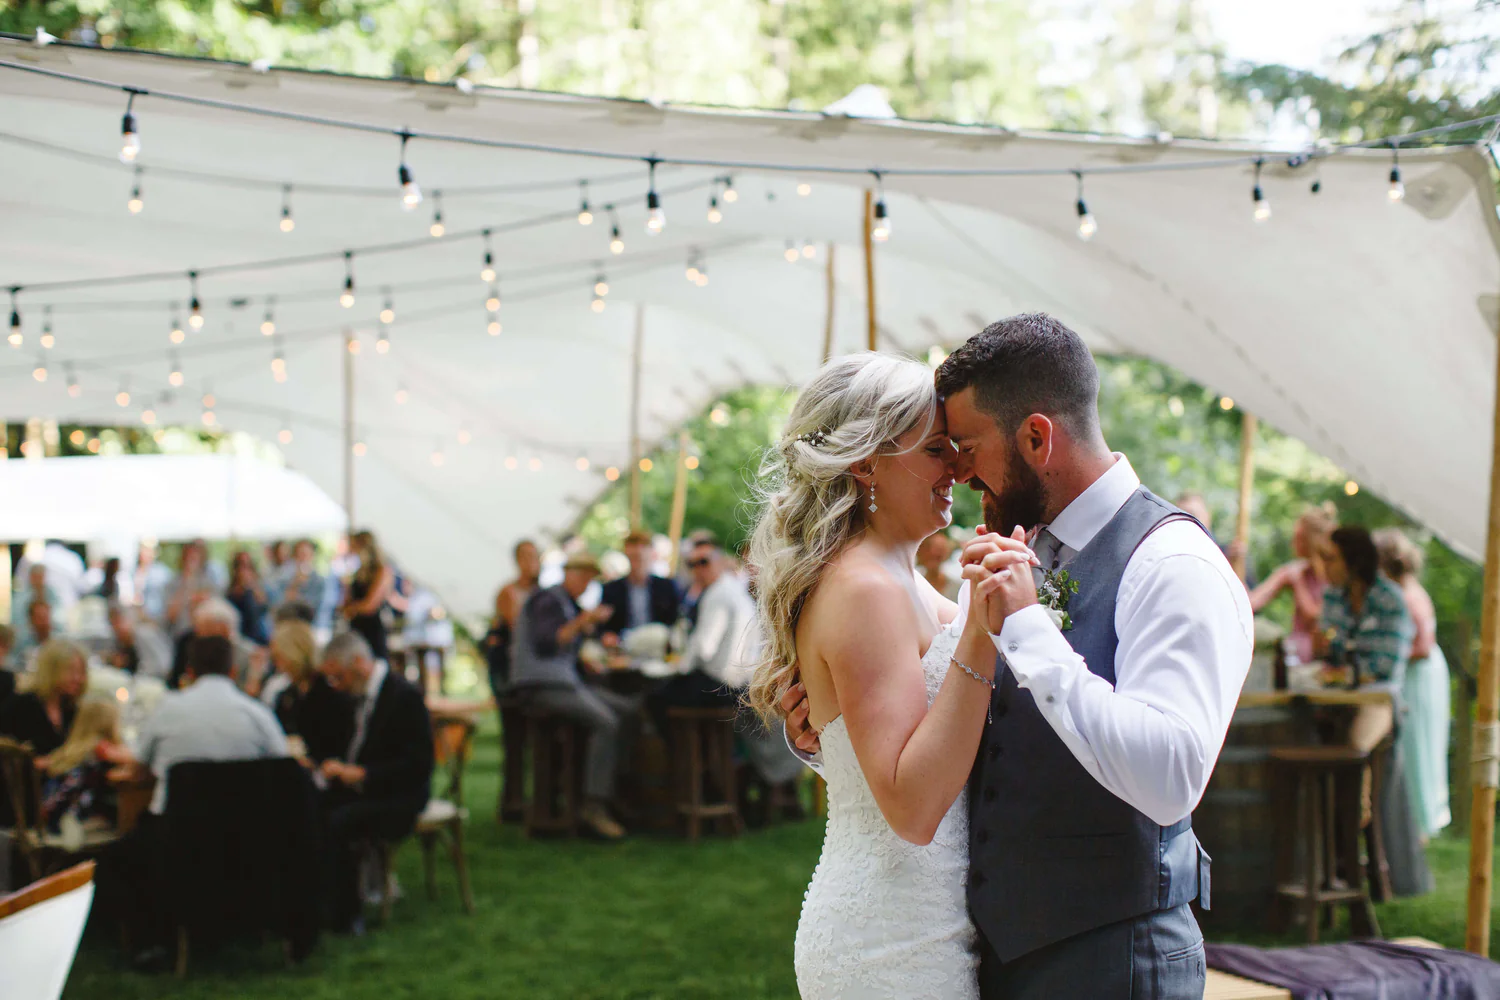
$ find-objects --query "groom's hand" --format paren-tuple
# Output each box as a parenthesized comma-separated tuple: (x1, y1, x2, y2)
(781, 682, 821, 754)
(961, 525, 1040, 634)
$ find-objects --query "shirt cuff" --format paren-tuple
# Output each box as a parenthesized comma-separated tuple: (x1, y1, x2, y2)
(993, 603, 1087, 708)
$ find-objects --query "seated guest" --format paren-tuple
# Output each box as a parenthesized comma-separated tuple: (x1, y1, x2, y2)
(262, 620, 354, 763)
(164, 540, 224, 638)
(226, 550, 270, 646)
(12, 599, 57, 673)
(42, 698, 135, 831)
(0, 638, 87, 761)
(1315, 525, 1414, 754)
(1250, 503, 1337, 662)
(485, 539, 541, 697)
(133, 541, 174, 627)
(511, 553, 635, 841)
(916, 531, 960, 601)
(11, 563, 60, 632)
(0, 625, 14, 705)
(648, 537, 756, 739)
(315, 632, 433, 932)
(108, 604, 172, 681)
(1376, 527, 1452, 840)
(168, 598, 261, 691)
(277, 539, 331, 634)
(600, 531, 681, 644)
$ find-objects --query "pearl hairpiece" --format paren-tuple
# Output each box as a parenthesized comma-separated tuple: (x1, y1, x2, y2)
(795, 429, 830, 448)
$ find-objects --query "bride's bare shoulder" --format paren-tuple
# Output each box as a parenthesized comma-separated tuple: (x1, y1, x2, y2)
(803, 545, 913, 632)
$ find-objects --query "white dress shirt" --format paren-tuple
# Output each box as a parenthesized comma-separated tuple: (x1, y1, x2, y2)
(688, 574, 758, 689)
(347, 658, 389, 760)
(988, 454, 1252, 826)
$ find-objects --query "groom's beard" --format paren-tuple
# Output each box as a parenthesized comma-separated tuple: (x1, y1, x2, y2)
(979, 449, 1046, 536)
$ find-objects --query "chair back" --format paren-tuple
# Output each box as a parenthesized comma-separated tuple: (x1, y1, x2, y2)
(0, 738, 45, 879)
(162, 757, 321, 953)
(432, 716, 476, 806)
(0, 861, 95, 1000)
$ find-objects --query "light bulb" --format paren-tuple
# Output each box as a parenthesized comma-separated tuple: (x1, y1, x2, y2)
(169, 370, 183, 387)
(1076, 201, 1097, 241)
(141, 408, 156, 425)
(345, 336, 360, 355)
(202, 392, 216, 408)
(399, 163, 422, 210)
(116, 389, 131, 407)
(801, 242, 816, 260)
(1253, 195, 1271, 222)
(695, 271, 708, 287)
(431, 450, 444, 467)
(591, 296, 605, 313)
(353, 441, 367, 457)
(127, 187, 143, 214)
(457, 428, 471, 445)
(686, 264, 699, 282)
(604, 466, 620, 481)
(278, 427, 293, 444)
(707, 197, 722, 224)
(189, 299, 203, 330)
(594, 279, 609, 297)
(40, 332, 54, 350)
(486, 293, 501, 312)
(785, 241, 799, 263)
(610, 232, 624, 254)
(32, 363, 46, 382)
(1388, 167, 1405, 203)
(488, 319, 502, 336)
(261, 314, 275, 336)
(280, 207, 295, 232)
(480, 253, 495, 284)
(395, 386, 409, 404)
(578, 207, 593, 226)
(797, 181, 812, 196)
(119, 111, 139, 163)
(430, 218, 445, 238)
(722, 181, 738, 203)
(67, 378, 80, 398)
(647, 205, 665, 234)
(201, 410, 217, 427)
(376, 329, 390, 353)
(528, 457, 542, 471)
(340, 276, 355, 309)
(504, 456, 519, 471)
(872, 199, 890, 242)
(685, 455, 699, 470)
(575, 456, 590, 471)
(380, 306, 395, 325)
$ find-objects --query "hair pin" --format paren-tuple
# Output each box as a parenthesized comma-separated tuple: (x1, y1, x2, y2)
(796, 429, 830, 448)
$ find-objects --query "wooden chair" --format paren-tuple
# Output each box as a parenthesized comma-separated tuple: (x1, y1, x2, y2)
(1270, 746, 1380, 942)
(0, 738, 118, 882)
(522, 710, 587, 838)
(667, 707, 744, 842)
(377, 715, 476, 920)
(496, 695, 527, 824)
(400, 645, 447, 695)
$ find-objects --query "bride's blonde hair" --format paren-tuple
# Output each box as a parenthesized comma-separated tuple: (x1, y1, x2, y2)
(746, 352, 939, 721)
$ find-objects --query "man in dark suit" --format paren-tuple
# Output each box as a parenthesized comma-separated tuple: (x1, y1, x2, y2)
(599, 530, 681, 644)
(316, 631, 433, 932)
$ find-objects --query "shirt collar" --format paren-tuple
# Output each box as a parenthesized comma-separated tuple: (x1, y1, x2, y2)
(362, 658, 388, 703)
(1043, 453, 1140, 553)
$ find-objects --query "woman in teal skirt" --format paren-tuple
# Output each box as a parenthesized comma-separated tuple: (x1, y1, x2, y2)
(1376, 528, 1452, 840)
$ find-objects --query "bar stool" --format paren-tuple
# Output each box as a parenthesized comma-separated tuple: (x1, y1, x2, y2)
(667, 707, 743, 842)
(1270, 746, 1381, 942)
(522, 710, 587, 838)
(496, 695, 527, 825)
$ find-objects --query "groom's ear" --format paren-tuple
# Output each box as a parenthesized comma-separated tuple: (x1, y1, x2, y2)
(1015, 413, 1055, 467)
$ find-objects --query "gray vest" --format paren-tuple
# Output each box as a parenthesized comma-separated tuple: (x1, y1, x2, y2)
(967, 487, 1211, 962)
(509, 586, 583, 690)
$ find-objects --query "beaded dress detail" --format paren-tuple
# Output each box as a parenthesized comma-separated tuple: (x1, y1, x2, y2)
(794, 622, 979, 999)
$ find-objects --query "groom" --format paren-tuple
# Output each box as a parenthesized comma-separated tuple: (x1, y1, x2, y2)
(787, 313, 1252, 998)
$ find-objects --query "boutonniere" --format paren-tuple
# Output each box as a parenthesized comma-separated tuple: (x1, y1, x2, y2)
(1037, 568, 1080, 631)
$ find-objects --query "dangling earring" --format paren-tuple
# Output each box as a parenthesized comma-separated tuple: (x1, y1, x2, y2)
(867, 479, 878, 514)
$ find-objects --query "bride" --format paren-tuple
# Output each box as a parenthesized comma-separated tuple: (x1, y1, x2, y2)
(748, 353, 1030, 999)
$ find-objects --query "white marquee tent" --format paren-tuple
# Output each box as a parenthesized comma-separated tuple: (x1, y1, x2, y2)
(1, 37, 1498, 620)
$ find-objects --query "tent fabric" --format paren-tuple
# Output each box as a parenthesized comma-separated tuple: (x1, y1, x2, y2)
(1, 39, 1497, 617)
(0, 453, 347, 541)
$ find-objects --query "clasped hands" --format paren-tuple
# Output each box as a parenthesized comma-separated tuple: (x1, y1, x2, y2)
(320, 758, 367, 787)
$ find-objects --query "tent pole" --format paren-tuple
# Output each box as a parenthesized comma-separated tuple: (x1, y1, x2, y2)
(1465, 316, 1500, 955)
(629, 303, 645, 531)
(343, 333, 355, 532)
(862, 190, 877, 351)
(1231, 412, 1256, 580)
(666, 431, 690, 575)
(822, 242, 837, 363)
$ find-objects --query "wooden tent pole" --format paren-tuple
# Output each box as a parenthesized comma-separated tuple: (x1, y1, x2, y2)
(822, 242, 837, 363)
(343, 333, 355, 532)
(1231, 412, 1256, 580)
(666, 431, 690, 575)
(629, 303, 645, 531)
(1465, 318, 1500, 955)
(862, 190, 877, 351)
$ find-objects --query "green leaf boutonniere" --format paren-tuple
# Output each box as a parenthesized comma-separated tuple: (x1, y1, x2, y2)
(1037, 568, 1080, 631)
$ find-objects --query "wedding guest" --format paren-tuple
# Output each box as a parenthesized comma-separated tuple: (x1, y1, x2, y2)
(165, 540, 223, 637)
(11, 563, 60, 635)
(1376, 527, 1452, 839)
(647, 538, 754, 739)
(916, 531, 961, 601)
(265, 540, 292, 581)
(133, 541, 175, 625)
(92, 557, 127, 602)
(108, 604, 172, 681)
(11, 600, 57, 672)
(168, 598, 262, 691)
(261, 619, 354, 763)
(0, 624, 15, 688)
(0, 638, 87, 761)
(278, 539, 334, 635)
(226, 550, 270, 646)
(41, 698, 135, 831)
(1250, 503, 1337, 662)
(600, 530, 682, 643)
(485, 539, 541, 697)
(678, 529, 721, 626)
(341, 530, 395, 662)
(1315, 525, 1414, 756)
(511, 552, 634, 840)
(316, 631, 433, 933)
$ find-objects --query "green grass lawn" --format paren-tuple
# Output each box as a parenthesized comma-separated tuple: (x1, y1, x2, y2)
(61, 714, 1493, 999)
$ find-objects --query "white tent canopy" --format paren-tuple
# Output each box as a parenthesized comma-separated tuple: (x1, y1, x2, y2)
(0, 453, 347, 542)
(1, 39, 1497, 617)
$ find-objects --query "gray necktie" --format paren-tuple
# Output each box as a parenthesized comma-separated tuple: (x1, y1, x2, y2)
(1032, 527, 1062, 586)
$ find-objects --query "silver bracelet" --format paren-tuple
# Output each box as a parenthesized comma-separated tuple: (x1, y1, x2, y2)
(951, 657, 996, 723)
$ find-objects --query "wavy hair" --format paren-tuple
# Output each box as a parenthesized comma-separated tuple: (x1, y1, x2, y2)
(745, 352, 939, 721)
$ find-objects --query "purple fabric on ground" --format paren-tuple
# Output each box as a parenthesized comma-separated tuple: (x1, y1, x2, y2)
(1205, 941, 1500, 1000)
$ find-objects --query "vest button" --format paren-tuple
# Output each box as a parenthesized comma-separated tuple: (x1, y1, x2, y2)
(983, 788, 996, 803)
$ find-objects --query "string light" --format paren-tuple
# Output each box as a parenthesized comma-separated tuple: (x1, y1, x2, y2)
(1388, 144, 1405, 203)
(345, 329, 360, 354)
(352, 440, 367, 457)
(119, 90, 140, 163)
(280, 184, 295, 232)
(504, 455, 519, 471)
(39, 306, 53, 350)
(707, 188, 722, 224)
(429, 191, 445, 237)
(486, 286, 501, 312)
(801, 242, 816, 260)
(796, 181, 812, 196)
(1344, 480, 1360, 496)
(340, 251, 356, 308)
(578, 181, 593, 225)
(870, 172, 890, 242)
(116, 379, 131, 407)
(7, 288, 20, 347)
(395, 384, 409, 404)
(1074, 171, 1097, 241)
(685, 455, 699, 470)
(32, 357, 46, 382)
(202, 388, 216, 409)
(609, 207, 625, 254)
(168, 351, 184, 387)
(457, 427, 472, 445)
(1252, 159, 1270, 223)
(376, 325, 390, 353)
(528, 456, 543, 472)
(605, 466, 620, 481)
(127, 167, 144, 214)
(784, 240, 800, 263)
(380, 290, 395, 324)
(686, 253, 700, 283)
(639, 457, 653, 472)
(278, 421, 293, 445)
(397, 131, 422, 210)
(722, 176, 738, 203)
(201, 406, 217, 428)
(271, 342, 287, 382)
(695, 258, 708, 287)
(188, 272, 203, 330)
(479, 230, 496, 282)
(575, 455, 590, 472)
(431, 449, 446, 468)
(170, 309, 185, 344)
(261, 298, 276, 336)
(65, 364, 79, 398)
(141, 407, 156, 425)
(487, 285, 502, 335)
(645, 159, 665, 235)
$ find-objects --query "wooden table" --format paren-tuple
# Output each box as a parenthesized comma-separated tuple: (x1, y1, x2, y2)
(1237, 687, 1395, 709)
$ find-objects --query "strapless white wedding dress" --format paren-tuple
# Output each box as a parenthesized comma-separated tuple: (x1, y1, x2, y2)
(794, 622, 980, 999)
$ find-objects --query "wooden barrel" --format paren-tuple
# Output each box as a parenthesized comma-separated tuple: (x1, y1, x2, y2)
(1193, 704, 1300, 931)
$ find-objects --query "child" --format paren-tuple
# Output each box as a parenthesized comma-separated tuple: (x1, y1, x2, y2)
(42, 698, 135, 832)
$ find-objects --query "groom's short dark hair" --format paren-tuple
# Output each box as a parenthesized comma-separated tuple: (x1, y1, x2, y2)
(934, 313, 1100, 440)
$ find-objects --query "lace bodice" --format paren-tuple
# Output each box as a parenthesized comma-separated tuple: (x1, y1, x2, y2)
(794, 622, 979, 999)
